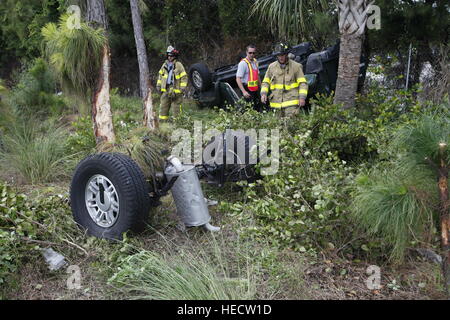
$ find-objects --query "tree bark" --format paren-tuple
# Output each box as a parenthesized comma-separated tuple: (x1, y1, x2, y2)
(129, 0, 157, 130)
(87, 0, 108, 29)
(92, 45, 116, 144)
(438, 143, 450, 295)
(87, 0, 115, 144)
(334, 33, 363, 108)
(334, 0, 370, 109)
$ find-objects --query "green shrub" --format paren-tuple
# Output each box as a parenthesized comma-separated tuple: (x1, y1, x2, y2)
(211, 88, 441, 260)
(9, 58, 66, 117)
(66, 115, 96, 156)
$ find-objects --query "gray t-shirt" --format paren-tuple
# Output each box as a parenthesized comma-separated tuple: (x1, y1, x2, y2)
(236, 59, 257, 84)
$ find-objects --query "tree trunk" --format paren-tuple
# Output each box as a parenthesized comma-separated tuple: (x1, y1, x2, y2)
(334, 0, 371, 108)
(438, 143, 450, 295)
(87, 0, 115, 144)
(129, 0, 157, 130)
(92, 45, 116, 144)
(334, 34, 363, 108)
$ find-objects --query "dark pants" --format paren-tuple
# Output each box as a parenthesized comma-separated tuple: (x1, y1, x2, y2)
(243, 85, 263, 112)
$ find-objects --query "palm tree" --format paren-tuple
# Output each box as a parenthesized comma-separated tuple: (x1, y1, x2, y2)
(129, 0, 157, 130)
(333, 0, 372, 108)
(42, 12, 115, 145)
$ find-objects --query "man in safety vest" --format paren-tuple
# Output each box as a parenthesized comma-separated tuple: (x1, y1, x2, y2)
(156, 46, 188, 121)
(236, 44, 262, 112)
(261, 42, 308, 117)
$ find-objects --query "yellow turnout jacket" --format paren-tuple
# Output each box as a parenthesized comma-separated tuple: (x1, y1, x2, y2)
(261, 59, 308, 108)
(156, 60, 188, 94)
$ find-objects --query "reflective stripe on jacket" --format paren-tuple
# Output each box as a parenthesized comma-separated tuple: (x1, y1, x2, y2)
(156, 60, 188, 94)
(242, 58, 259, 91)
(261, 59, 308, 108)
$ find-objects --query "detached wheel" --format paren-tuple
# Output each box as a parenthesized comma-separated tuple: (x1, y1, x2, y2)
(70, 152, 151, 240)
(189, 62, 212, 92)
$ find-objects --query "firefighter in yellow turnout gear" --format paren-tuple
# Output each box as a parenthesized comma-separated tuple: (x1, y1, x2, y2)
(261, 43, 308, 117)
(156, 46, 188, 121)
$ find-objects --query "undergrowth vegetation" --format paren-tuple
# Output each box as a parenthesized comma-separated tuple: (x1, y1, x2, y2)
(0, 62, 449, 298)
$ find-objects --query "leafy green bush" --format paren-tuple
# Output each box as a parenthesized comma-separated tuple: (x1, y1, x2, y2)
(209, 88, 440, 260)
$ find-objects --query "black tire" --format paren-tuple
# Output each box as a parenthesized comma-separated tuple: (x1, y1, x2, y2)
(70, 152, 151, 240)
(189, 62, 212, 92)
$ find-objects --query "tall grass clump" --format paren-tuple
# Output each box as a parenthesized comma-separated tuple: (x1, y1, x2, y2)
(351, 112, 450, 264)
(0, 119, 77, 184)
(108, 235, 257, 300)
(352, 169, 437, 264)
(392, 114, 450, 171)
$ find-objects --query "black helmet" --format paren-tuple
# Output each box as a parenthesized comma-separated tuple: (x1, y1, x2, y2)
(272, 42, 290, 56)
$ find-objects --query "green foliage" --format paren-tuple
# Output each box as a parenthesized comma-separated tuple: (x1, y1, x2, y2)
(108, 237, 257, 300)
(351, 110, 450, 264)
(42, 14, 107, 99)
(352, 168, 437, 264)
(0, 119, 77, 184)
(392, 114, 450, 169)
(8, 58, 66, 117)
(209, 86, 439, 260)
(65, 115, 96, 156)
(251, 0, 336, 48)
(0, 182, 74, 287)
(371, 1, 449, 51)
(0, 0, 63, 67)
(110, 88, 143, 138)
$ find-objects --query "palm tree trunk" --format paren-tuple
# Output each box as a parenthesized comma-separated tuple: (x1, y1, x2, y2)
(334, 34, 363, 108)
(334, 0, 371, 109)
(87, 0, 115, 144)
(129, 0, 157, 130)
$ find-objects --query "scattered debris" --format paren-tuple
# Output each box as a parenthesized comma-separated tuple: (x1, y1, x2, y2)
(204, 198, 218, 206)
(41, 247, 67, 271)
(415, 248, 442, 264)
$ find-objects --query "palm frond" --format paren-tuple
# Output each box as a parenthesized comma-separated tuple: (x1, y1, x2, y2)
(42, 14, 107, 99)
(251, 0, 333, 45)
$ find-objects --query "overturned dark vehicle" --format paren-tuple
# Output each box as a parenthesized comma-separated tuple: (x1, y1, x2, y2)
(188, 41, 368, 109)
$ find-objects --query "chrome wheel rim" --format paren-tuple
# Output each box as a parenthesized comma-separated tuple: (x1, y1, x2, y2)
(192, 71, 203, 89)
(85, 174, 120, 228)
